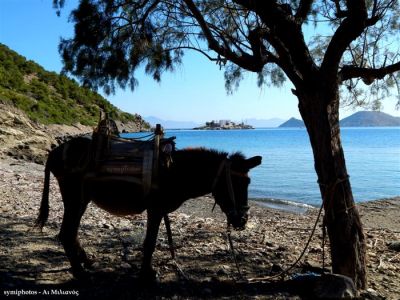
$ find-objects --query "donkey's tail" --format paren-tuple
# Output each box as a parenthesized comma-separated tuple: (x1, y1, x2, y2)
(36, 161, 51, 229)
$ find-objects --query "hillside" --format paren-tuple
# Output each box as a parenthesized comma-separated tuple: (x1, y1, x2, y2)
(340, 111, 400, 127)
(0, 44, 151, 163)
(278, 117, 305, 128)
(279, 112, 400, 128)
(0, 43, 150, 130)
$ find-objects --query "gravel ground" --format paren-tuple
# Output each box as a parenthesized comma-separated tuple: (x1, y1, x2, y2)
(0, 157, 399, 299)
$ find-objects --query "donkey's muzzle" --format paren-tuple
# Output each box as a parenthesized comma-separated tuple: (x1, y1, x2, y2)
(228, 209, 249, 231)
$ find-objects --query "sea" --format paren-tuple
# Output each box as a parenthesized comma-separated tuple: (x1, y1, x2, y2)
(123, 127, 400, 211)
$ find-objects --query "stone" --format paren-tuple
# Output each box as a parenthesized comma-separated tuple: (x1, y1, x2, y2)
(270, 264, 283, 273)
(313, 274, 356, 299)
(202, 288, 213, 296)
(359, 288, 385, 300)
(120, 262, 132, 269)
(387, 241, 400, 252)
(102, 223, 111, 229)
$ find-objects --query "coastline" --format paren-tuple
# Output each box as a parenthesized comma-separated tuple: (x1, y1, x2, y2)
(0, 157, 399, 299)
(251, 198, 316, 214)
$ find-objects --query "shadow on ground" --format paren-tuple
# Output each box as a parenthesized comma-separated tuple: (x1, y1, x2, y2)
(0, 214, 314, 299)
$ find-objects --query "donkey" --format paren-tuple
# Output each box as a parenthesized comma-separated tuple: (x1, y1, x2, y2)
(36, 136, 262, 280)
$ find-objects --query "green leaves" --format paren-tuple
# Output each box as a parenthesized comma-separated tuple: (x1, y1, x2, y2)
(57, 0, 399, 109)
(59, 0, 184, 94)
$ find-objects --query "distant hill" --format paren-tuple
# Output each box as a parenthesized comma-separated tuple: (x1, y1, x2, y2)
(278, 117, 305, 128)
(279, 111, 400, 128)
(0, 43, 150, 130)
(145, 116, 201, 129)
(340, 111, 400, 127)
(244, 118, 285, 128)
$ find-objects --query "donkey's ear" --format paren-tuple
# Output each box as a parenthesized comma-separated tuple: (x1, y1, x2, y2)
(245, 156, 262, 169)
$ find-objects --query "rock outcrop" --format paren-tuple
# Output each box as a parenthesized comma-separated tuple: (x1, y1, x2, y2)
(0, 103, 92, 164)
(0, 103, 148, 164)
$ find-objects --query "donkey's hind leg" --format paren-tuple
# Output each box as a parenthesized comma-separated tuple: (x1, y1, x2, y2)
(140, 210, 162, 281)
(58, 178, 91, 279)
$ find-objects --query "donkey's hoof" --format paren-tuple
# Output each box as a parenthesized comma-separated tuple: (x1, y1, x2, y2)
(139, 268, 158, 283)
(83, 257, 96, 269)
(71, 267, 92, 282)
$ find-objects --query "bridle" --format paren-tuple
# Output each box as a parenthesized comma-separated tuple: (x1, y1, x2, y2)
(211, 159, 249, 219)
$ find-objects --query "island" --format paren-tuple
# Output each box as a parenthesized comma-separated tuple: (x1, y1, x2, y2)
(278, 117, 305, 128)
(340, 111, 400, 127)
(194, 120, 254, 130)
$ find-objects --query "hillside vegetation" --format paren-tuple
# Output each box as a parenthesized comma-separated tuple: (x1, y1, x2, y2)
(0, 43, 149, 128)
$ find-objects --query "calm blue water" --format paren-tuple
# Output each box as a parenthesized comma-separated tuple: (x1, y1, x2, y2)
(124, 128, 400, 207)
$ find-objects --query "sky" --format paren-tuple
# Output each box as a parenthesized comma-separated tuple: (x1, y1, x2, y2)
(1, 0, 399, 123)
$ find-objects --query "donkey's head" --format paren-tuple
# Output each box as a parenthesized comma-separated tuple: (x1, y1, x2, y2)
(212, 153, 262, 230)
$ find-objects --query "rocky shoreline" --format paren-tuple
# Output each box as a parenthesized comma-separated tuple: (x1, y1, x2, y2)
(0, 103, 145, 164)
(0, 156, 399, 299)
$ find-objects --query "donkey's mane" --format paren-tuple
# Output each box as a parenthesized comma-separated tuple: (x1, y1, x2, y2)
(179, 147, 245, 161)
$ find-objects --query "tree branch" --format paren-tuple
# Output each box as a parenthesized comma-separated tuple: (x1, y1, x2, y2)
(140, 0, 160, 24)
(182, 0, 265, 72)
(164, 46, 219, 62)
(339, 61, 400, 84)
(332, 0, 348, 18)
(295, 0, 314, 23)
(233, 0, 318, 84)
(321, 0, 368, 81)
(259, 29, 303, 87)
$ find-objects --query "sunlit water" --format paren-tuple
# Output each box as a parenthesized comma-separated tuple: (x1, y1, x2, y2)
(124, 127, 400, 208)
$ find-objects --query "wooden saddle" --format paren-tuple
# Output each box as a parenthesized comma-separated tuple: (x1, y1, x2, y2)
(91, 115, 175, 195)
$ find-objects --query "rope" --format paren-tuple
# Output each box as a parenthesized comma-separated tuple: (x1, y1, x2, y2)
(318, 175, 351, 272)
(124, 132, 156, 141)
(163, 214, 188, 280)
(247, 200, 325, 282)
(163, 174, 349, 283)
(322, 218, 327, 270)
(164, 215, 175, 260)
(318, 175, 351, 218)
(226, 226, 245, 281)
(246, 175, 351, 282)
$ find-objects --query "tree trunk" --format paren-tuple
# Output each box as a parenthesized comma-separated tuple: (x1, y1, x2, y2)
(297, 87, 367, 289)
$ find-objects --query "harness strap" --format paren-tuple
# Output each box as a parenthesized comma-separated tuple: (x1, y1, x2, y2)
(211, 159, 227, 191)
(231, 170, 249, 178)
(142, 149, 153, 197)
(211, 159, 227, 212)
(211, 159, 246, 216)
(224, 161, 236, 211)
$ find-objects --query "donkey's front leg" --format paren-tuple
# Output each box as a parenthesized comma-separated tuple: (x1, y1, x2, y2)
(140, 210, 162, 281)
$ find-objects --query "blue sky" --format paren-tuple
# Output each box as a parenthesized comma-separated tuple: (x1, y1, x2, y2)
(1, 0, 399, 122)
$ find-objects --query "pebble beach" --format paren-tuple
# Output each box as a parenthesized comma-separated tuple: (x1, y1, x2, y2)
(0, 157, 399, 299)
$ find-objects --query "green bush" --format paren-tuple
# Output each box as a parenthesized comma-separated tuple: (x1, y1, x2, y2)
(0, 43, 150, 129)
